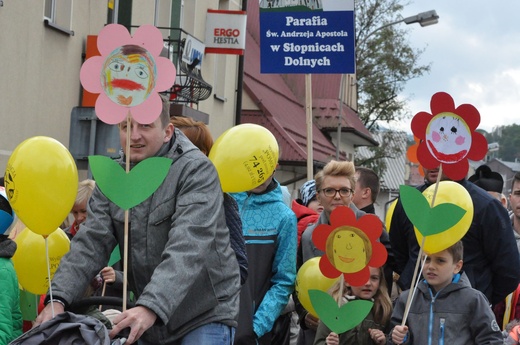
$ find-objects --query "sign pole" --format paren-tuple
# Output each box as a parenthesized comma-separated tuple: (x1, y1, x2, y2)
(306, 73, 313, 181)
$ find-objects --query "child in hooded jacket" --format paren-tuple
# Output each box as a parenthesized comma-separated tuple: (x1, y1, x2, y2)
(389, 241, 503, 344)
(0, 188, 22, 343)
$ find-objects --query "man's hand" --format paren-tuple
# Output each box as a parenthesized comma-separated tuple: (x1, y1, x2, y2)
(33, 302, 65, 328)
(391, 325, 409, 344)
(100, 266, 116, 283)
(109, 306, 157, 344)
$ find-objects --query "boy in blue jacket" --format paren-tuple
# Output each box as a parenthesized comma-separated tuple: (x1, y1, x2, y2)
(390, 241, 503, 344)
(232, 172, 297, 344)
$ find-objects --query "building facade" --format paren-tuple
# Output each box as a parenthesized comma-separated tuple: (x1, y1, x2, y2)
(0, 0, 242, 177)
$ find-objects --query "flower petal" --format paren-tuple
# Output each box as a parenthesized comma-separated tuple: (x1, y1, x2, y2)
(442, 160, 468, 181)
(131, 25, 164, 56)
(95, 94, 128, 124)
(356, 214, 382, 241)
(430, 92, 455, 114)
(131, 94, 162, 124)
(344, 267, 370, 287)
(456, 103, 481, 130)
(407, 139, 419, 163)
(98, 24, 132, 56)
(467, 132, 487, 161)
(411, 112, 432, 140)
(330, 206, 356, 227)
(313, 223, 334, 251)
(368, 242, 388, 268)
(417, 143, 440, 169)
(155, 57, 177, 92)
(80, 56, 104, 93)
(319, 256, 341, 279)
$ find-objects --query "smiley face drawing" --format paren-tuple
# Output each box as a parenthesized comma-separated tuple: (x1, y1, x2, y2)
(101, 45, 156, 107)
(425, 113, 472, 164)
(325, 226, 372, 273)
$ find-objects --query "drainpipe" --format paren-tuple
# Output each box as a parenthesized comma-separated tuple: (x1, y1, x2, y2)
(235, 0, 247, 125)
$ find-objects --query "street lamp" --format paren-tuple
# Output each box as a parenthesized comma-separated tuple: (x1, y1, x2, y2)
(336, 9, 440, 160)
(356, 10, 439, 52)
(404, 10, 439, 27)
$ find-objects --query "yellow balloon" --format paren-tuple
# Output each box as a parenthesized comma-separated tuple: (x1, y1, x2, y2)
(414, 181, 474, 255)
(12, 227, 70, 295)
(4, 136, 78, 236)
(295, 257, 337, 318)
(385, 199, 398, 232)
(209, 124, 279, 193)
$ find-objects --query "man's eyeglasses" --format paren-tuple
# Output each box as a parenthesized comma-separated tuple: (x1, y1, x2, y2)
(319, 188, 354, 198)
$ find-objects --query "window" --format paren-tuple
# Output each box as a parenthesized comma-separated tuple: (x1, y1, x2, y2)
(44, 0, 74, 36)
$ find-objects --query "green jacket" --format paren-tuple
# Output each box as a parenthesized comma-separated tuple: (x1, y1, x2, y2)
(0, 238, 22, 344)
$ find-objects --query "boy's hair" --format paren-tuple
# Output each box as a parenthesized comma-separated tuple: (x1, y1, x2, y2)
(445, 240, 464, 262)
(170, 116, 213, 155)
(315, 160, 356, 192)
(76, 179, 96, 206)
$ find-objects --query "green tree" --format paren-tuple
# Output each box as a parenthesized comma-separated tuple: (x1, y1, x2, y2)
(355, 0, 431, 170)
(356, 0, 431, 130)
(488, 124, 520, 161)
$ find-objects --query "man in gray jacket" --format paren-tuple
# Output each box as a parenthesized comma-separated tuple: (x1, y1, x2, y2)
(35, 96, 241, 344)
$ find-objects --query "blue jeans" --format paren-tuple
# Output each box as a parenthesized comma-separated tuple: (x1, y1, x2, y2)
(176, 323, 235, 345)
(137, 323, 235, 345)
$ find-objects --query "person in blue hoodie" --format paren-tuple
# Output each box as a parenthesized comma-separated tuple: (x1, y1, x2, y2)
(389, 241, 503, 345)
(232, 171, 297, 345)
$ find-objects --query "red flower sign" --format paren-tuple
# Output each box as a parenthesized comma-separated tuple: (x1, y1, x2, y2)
(409, 92, 488, 181)
(312, 206, 387, 286)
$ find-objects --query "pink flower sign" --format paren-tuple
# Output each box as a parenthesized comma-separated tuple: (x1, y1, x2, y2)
(80, 24, 176, 124)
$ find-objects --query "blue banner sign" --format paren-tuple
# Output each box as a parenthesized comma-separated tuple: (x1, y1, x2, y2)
(259, 1, 355, 74)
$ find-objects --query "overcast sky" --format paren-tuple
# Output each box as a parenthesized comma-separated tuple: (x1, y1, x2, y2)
(393, 0, 520, 134)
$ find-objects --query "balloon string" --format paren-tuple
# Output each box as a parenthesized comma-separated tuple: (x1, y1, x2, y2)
(401, 165, 443, 326)
(45, 236, 55, 318)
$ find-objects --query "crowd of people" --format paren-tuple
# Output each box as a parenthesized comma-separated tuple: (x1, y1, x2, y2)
(2, 95, 520, 344)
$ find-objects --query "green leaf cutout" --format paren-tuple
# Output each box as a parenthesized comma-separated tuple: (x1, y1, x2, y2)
(108, 244, 121, 266)
(399, 185, 467, 237)
(19, 290, 39, 320)
(89, 156, 172, 210)
(309, 289, 373, 334)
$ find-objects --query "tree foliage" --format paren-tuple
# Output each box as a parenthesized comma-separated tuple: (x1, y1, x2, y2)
(355, 130, 408, 177)
(355, 0, 431, 131)
(485, 124, 520, 161)
(354, 0, 431, 174)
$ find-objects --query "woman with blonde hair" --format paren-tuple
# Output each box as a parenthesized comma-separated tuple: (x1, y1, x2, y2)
(296, 160, 369, 345)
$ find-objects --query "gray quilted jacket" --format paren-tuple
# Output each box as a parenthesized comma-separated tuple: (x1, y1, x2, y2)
(49, 129, 240, 344)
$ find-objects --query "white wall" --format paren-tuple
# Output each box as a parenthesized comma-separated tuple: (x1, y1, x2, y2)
(0, 0, 241, 176)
